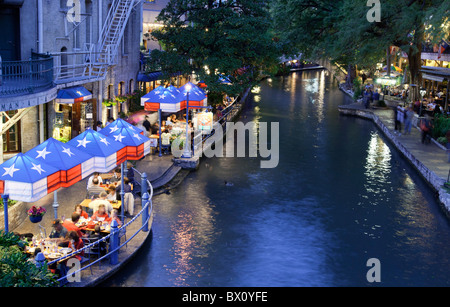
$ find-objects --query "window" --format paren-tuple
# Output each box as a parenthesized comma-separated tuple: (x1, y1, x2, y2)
(2, 111, 21, 153)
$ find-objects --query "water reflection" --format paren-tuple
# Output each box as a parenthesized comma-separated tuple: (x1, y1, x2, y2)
(166, 190, 218, 286)
(103, 71, 450, 287)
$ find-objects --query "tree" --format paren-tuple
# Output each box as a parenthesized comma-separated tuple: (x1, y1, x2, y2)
(148, 0, 282, 105)
(0, 231, 57, 287)
(271, 0, 450, 101)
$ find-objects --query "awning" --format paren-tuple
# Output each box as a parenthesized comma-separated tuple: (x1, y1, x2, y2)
(138, 71, 163, 82)
(422, 73, 445, 82)
(56, 86, 93, 104)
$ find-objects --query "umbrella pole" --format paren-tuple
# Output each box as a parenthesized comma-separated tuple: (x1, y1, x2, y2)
(52, 190, 59, 219)
(159, 109, 162, 157)
(120, 162, 125, 223)
(2, 194, 9, 232)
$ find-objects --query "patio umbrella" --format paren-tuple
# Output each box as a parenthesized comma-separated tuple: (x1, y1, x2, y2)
(0, 153, 61, 203)
(179, 82, 207, 109)
(105, 117, 145, 135)
(67, 130, 127, 173)
(383, 65, 403, 72)
(143, 86, 183, 113)
(140, 85, 166, 107)
(25, 138, 95, 188)
(100, 119, 152, 160)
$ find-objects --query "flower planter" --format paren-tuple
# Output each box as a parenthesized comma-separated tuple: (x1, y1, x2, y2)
(29, 215, 43, 223)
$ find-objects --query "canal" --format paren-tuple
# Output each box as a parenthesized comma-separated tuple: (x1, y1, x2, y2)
(102, 70, 450, 287)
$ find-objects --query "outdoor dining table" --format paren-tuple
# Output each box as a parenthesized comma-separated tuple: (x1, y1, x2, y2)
(79, 198, 122, 210)
(25, 239, 73, 261)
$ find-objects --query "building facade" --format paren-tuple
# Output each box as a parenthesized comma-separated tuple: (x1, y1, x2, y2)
(0, 0, 143, 162)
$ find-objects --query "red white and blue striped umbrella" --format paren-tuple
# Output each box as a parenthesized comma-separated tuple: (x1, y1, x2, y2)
(0, 153, 61, 202)
(104, 118, 145, 135)
(179, 82, 208, 109)
(142, 86, 183, 113)
(100, 119, 151, 160)
(67, 130, 127, 173)
(25, 138, 95, 188)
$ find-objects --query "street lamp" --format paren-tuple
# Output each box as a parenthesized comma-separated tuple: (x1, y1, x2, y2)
(182, 83, 192, 158)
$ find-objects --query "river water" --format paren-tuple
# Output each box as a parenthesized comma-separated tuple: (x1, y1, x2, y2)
(102, 70, 450, 287)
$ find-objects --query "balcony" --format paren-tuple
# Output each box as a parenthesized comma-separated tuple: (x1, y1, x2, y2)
(0, 52, 54, 97)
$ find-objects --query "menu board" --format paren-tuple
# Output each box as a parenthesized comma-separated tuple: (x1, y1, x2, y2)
(197, 112, 213, 132)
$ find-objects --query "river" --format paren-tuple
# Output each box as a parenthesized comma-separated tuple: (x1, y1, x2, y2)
(101, 70, 450, 287)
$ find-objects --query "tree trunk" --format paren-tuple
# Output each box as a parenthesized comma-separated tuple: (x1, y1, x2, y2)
(407, 46, 422, 103)
(346, 64, 356, 88)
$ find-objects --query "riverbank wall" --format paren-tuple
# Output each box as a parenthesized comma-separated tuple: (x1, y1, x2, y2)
(338, 86, 450, 217)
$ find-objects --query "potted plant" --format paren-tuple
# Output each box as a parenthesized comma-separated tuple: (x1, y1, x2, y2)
(27, 206, 46, 223)
(102, 98, 116, 110)
(115, 95, 128, 104)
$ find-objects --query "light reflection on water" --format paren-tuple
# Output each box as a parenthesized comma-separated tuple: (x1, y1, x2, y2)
(102, 71, 450, 287)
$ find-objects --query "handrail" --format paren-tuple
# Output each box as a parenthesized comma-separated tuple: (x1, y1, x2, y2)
(47, 173, 154, 285)
(49, 199, 153, 284)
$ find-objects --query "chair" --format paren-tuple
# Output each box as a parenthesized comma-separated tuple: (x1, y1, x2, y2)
(81, 238, 101, 273)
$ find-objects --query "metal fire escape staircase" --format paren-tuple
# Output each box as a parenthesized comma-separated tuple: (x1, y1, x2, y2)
(53, 0, 137, 86)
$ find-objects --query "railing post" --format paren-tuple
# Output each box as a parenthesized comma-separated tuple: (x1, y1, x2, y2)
(142, 192, 149, 232)
(141, 172, 148, 195)
(2, 194, 9, 233)
(109, 219, 119, 265)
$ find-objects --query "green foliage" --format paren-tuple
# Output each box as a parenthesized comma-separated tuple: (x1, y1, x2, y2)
(270, 0, 449, 91)
(352, 77, 363, 100)
(0, 231, 57, 287)
(148, 0, 282, 98)
(0, 198, 18, 210)
(432, 115, 450, 139)
(127, 89, 145, 113)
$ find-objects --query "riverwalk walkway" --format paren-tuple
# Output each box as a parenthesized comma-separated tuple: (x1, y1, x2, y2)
(338, 91, 450, 215)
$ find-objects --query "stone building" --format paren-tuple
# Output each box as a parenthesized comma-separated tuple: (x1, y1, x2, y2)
(0, 0, 143, 162)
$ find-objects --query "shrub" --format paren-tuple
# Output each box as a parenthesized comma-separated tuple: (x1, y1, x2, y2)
(352, 77, 363, 100)
(432, 115, 450, 139)
(0, 231, 57, 287)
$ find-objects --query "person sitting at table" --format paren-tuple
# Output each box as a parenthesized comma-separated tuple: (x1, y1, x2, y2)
(89, 191, 113, 214)
(109, 209, 123, 227)
(62, 213, 86, 239)
(87, 178, 105, 199)
(107, 186, 117, 201)
(88, 225, 107, 255)
(27, 248, 42, 265)
(166, 116, 173, 126)
(49, 219, 68, 240)
(109, 168, 121, 184)
(87, 172, 103, 190)
(171, 114, 179, 124)
(74, 204, 89, 220)
(116, 177, 133, 201)
(66, 231, 85, 261)
(92, 204, 110, 224)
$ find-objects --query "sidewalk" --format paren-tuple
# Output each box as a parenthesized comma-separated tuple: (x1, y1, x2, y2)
(338, 100, 450, 213)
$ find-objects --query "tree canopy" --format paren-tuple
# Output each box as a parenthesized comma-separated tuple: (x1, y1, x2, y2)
(147, 0, 282, 103)
(270, 0, 450, 100)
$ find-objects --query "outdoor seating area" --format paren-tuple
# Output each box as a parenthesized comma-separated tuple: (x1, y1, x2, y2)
(0, 117, 154, 285)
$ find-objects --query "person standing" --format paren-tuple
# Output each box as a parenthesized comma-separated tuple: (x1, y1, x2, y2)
(143, 116, 151, 136)
(393, 106, 401, 134)
(404, 106, 414, 135)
